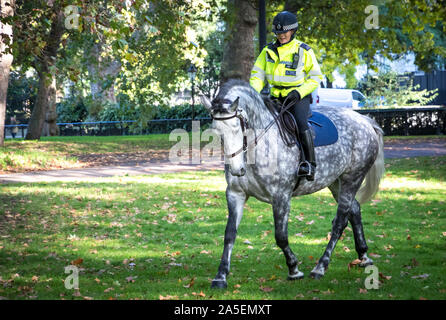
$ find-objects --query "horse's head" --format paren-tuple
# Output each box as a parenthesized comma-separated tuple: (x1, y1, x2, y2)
(201, 94, 248, 177)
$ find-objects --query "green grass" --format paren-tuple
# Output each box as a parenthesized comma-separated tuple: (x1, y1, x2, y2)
(0, 135, 179, 172)
(1, 156, 445, 300)
(2, 134, 445, 172)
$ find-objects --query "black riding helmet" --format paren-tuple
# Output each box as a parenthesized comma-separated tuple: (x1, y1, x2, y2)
(272, 11, 298, 34)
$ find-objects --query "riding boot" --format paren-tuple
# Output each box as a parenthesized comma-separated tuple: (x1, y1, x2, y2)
(298, 129, 316, 181)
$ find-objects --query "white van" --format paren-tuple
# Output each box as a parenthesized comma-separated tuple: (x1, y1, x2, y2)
(314, 88, 366, 109)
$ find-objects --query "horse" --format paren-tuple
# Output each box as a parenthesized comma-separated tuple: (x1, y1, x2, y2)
(200, 79, 385, 289)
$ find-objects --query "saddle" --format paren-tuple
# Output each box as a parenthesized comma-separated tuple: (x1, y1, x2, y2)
(263, 96, 338, 148)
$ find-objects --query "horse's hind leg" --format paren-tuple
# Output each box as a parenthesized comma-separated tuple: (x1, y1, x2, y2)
(272, 194, 304, 280)
(328, 181, 373, 267)
(349, 199, 373, 267)
(211, 188, 247, 289)
(310, 177, 365, 279)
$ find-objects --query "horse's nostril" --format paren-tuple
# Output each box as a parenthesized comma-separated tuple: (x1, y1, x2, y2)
(240, 168, 246, 176)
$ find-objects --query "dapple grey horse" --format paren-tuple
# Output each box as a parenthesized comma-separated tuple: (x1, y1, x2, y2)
(201, 79, 385, 289)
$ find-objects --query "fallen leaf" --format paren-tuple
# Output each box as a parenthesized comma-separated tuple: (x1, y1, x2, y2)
(159, 295, 178, 300)
(306, 220, 314, 225)
(260, 286, 274, 293)
(192, 291, 206, 297)
(411, 274, 429, 279)
(183, 277, 195, 289)
(359, 288, 368, 294)
(379, 273, 392, 280)
(31, 276, 39, 282)
(71, 258, 83, 266)
(348, 259, 362, 271)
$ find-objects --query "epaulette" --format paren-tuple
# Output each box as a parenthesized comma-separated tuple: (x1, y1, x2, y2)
(267, 41, 276, 50)
(300, 43, 311, 51)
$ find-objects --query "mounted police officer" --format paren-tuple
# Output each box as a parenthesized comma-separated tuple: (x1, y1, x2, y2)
(249, 11, 323, 181)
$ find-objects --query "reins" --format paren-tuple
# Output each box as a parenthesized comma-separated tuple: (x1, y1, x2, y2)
(211, 95, 302, 158)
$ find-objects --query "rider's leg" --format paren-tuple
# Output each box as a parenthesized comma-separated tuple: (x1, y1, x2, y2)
(291, 96, 316, 181)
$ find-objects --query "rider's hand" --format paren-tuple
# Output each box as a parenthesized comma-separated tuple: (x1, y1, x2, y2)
(288, 90, 301, 101)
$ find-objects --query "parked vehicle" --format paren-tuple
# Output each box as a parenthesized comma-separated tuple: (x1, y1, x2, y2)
(314, 88, 366, 109)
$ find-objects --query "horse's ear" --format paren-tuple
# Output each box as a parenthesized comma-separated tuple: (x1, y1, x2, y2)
(201, 95, 212, 111)
(230, 97, 239, 112)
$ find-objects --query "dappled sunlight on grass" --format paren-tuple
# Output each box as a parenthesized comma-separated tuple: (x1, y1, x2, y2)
(1, 157, 446, 300)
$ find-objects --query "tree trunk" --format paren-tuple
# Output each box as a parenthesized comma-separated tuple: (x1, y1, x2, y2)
(26, 69, 51, 139)
(25, 8, 64, 140)
(0, 0, 15, 147)
(42, 76, 59, 136)
(220, 0, 258, 83)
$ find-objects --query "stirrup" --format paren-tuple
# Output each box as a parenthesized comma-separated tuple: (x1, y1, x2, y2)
(297, 161, 315, 181)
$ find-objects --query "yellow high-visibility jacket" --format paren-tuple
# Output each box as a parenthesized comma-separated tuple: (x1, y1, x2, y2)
(250, 38, 323, 99)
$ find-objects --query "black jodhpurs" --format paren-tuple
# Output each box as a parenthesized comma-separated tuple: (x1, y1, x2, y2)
(278, 94, 311, 134)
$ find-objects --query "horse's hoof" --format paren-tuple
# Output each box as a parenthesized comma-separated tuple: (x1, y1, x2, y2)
(287, 271, 304, 280)
(359, 256, 374, 268)
(310, 271, 324, 280)
(211, 279, 227, 289)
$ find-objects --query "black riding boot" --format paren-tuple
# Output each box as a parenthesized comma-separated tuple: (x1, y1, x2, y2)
(298, 129, 316, 181)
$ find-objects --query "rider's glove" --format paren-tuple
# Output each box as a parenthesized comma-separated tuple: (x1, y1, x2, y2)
(288, 90, 301, 101)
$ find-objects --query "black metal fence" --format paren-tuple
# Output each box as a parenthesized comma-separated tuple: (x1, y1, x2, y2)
(54, 118, 213, 136)
(356, 107, 446, 136)
(4, 107, 446, 138)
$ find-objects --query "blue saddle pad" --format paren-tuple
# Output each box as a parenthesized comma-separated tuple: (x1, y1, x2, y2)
(308, 111, 338, 147)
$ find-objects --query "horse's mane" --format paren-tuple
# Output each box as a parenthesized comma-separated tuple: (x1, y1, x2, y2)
(212, 79, 267, 115)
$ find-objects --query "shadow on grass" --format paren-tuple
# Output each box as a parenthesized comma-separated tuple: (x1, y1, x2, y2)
(1, 165, 445, 299)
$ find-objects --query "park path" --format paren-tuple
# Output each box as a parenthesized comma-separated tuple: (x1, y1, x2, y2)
(1, 140, 445, 184)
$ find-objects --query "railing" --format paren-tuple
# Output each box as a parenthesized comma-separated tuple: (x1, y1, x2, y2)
(3, 118, 214, 138)
(355, 107, 446, 136)
(3, 107, 446, 137)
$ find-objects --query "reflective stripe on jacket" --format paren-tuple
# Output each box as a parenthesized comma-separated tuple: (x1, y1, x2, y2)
(249, 38, 323, 98)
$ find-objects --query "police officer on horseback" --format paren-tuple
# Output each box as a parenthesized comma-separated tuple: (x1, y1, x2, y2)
(249, 11, 323, 181)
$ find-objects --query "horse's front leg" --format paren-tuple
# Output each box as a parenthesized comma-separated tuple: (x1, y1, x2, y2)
(211, 188, 247, 289)
(272, 195, 304, 280)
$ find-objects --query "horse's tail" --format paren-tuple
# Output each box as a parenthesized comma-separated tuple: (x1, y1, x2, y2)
(356, 118, 385, 204)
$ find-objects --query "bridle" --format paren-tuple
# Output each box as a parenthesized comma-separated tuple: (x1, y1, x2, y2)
(211, 97, 276, 158)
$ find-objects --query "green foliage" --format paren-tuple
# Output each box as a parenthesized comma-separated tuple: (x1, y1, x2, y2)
(197, 30, 224, 99)
(154, 104, 208, 120)
(56, 97, 88, 123)
(283, 0, 446, 82)
(357, 71, 439, 107)
(6, 71, 38, 124)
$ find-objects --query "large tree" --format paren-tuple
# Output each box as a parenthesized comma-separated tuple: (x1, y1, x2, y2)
(0, 0, 15, 147)
(220, 0, 258, 83)
(218, 0, 446, 85)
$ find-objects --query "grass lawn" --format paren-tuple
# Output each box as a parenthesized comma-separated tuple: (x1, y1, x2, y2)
(0, 135, 178, 173)
(1, 134, 446, 173)
(0, 156, 445, 300)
